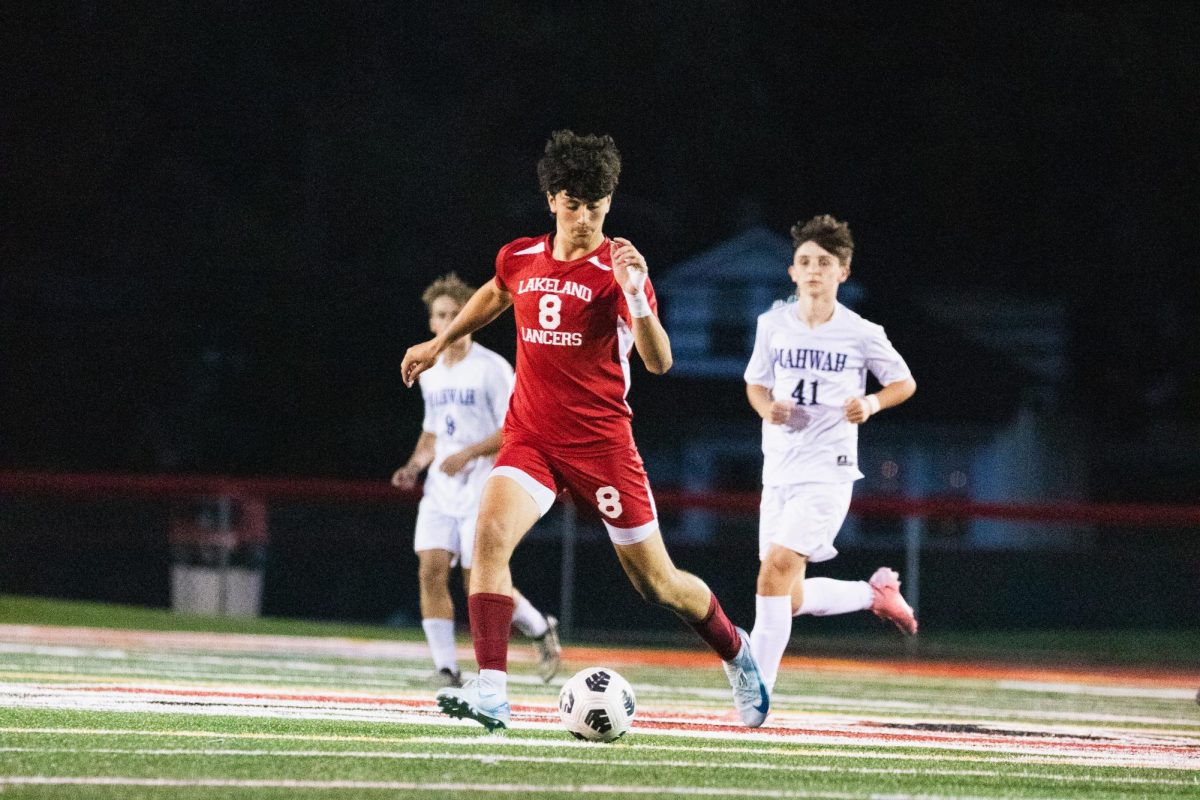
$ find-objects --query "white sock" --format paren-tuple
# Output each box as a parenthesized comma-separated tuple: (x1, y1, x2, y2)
(421, 618, 458, 672)
(795, 578, 873, 617)
(750, 594, 792, 693)
(478, 668, 508, 700)
(511, 594, 549, 638)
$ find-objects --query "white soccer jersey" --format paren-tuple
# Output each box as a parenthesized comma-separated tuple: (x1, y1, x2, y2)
(744, 302, 911, 486)
(418, 342, 514, 509)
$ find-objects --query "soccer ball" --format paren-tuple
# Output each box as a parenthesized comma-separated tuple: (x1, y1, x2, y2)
(557, 666, 636, 742)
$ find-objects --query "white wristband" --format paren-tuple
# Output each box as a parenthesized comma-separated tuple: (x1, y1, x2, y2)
(865, 394, 882, 416)
(624, 290, 652, 318)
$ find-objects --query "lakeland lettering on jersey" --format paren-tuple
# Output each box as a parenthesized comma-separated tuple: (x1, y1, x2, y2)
(516, 277, 594, 303)
(771, 348, 849, 372)
(428, 388, 477, 407)
(521, 327, 583, 346)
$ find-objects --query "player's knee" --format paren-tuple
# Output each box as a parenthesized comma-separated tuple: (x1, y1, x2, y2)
(470, 526, 511, 567)
(757, 555, 798, 594)
(417, 559, 450, 591)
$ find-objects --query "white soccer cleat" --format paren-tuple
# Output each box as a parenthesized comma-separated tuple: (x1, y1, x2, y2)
(722, 627, 770, 728)
(534, 615, 562, 683)
(869, 567, 919, 635)
(435, 679, 511, 732)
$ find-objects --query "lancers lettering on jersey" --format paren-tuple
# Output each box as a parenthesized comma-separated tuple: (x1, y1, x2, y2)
(772, 348, 849, 372)
(516, 277, 594, 303)
(521, 328, 584, 346)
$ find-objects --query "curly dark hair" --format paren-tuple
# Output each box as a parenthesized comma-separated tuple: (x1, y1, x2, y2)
(790, 214, 855, 263)
(421, 272, 475, 311)
(536, 130, 621, 201)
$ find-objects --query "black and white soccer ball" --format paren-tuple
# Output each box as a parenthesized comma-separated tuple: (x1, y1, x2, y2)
(557, 666, 636, 742)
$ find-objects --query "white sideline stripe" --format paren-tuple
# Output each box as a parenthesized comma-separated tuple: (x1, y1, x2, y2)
(5, 639, 1195, 710)
(2, 728, 1193, 772)
(7, 648, 1197, 725)
(4, 667, 1193, 727)
(0, 777, 1092, 799)
(408, 736, 1200, 772)
(0, 624, 535, 664)
(4, 683, 1200, 756)
(0, 746, 1196, 786)
(5, 680, 1199, 740)
(6, 649, 1197, 726)
(999, 680, 1197, 700)
(0, 642, 438, 676)
(6, 696, 1196, 767)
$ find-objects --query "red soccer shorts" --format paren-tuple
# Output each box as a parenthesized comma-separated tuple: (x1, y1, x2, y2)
(490, 436, 659, 544)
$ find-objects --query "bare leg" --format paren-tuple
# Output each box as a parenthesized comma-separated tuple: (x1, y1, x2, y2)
(417, 548, 455, 620)
(468, 476, 542, 597)
(614, 530, 741, 662)
(615, 529, 767, 727)
(613, 530, 711, 621)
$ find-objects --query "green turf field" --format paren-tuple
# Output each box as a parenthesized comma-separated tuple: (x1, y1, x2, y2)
(1, 595, 1197, 799)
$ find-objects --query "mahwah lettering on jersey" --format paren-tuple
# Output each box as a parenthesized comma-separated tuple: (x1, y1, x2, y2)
(428, 388, 477, 407)
(516, 277, 594, 303)
(772, 348, 849, 372)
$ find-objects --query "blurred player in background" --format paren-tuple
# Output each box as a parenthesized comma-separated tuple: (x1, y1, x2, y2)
(744, 215, 919, 695)
(402, 130, 770, 731)
(394, 273, 560, 688)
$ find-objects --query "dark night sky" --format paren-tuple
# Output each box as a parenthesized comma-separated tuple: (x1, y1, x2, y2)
(2, 3, 1198, 498)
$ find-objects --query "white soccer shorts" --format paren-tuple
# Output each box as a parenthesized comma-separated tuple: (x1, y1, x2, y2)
(412, 495, 481, 568)
(758, 482, 854, 563)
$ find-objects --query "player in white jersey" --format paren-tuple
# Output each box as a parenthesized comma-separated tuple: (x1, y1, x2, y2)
(744, 215, 919, 694)
(393, 273, 560, 687)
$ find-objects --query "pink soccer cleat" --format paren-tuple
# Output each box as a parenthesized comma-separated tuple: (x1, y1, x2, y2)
(868, 567, 918, 635)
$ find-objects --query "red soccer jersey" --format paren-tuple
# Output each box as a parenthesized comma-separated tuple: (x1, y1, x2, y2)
(493, 234, 658, 454)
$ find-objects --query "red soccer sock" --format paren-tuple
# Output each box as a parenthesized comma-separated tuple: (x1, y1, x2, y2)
(687, 592, 742, 662)
(468, 592, 515, 672)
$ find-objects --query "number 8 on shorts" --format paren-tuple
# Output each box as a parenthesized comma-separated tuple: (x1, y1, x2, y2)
(595, 486, 623, 518)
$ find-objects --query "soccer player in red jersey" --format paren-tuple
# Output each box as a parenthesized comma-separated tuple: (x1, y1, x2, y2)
(402, 130, 770, 730)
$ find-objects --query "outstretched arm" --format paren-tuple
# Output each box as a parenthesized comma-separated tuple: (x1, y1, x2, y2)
(612, 237, 672, 374)
(402, 279, 512, 387)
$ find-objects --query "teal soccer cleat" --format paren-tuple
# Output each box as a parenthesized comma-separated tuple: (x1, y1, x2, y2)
(723, 627, 770, 727)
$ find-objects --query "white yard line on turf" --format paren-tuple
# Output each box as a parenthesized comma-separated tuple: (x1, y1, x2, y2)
(1, 745, 1197, 787)
(0, 640, 549, 684)
(5, 660, 1198, 727)
(408, 735, 1200, 772)
(998, 680, 1196, 699)
(3, 681, 1199, 755)
(1, 727, 1194, 772)
(0, 776, 1146, 800)
(0, 624, 528, 663)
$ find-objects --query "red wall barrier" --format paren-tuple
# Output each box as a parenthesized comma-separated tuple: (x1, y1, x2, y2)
(0, 470, 1198, 527)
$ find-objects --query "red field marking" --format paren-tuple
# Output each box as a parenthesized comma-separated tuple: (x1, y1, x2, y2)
(4, 622, 1197, 687)
(25, 683, 1200, 765)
